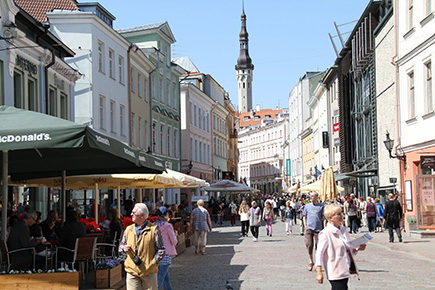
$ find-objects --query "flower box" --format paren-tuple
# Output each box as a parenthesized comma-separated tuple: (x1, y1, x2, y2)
(0, 271, 80, 289)
(95, 264, 122, 288)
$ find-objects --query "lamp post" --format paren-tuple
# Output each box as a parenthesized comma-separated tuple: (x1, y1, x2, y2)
(383, 131, 406, 164)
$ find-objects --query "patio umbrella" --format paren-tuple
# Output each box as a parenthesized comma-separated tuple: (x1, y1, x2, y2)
(0, 105, 165, 239)
(202, 180, 254, 193)
(319, 166, 340, 203)
(164, 169, 209, 188)
(298, 179, 344, 194)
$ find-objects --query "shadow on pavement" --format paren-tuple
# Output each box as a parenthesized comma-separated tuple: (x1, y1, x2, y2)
(171, 244, 247, 290)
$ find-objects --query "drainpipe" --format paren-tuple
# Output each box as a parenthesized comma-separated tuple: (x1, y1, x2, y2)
(148, 48, 160, 152)
(36, 23, 55, 114)
(392, 0, 406, 217)
(127, 44, 135, 146)
(391, 0, 401, 159)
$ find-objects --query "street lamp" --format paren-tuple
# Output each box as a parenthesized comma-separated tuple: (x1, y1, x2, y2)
(383, 131, 406, 164)
(186, 160, 193, 175)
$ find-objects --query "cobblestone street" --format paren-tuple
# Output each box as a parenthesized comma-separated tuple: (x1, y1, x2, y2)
(170, 219, 435, 290)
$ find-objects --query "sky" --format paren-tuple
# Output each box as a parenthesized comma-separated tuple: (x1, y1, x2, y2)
(95, 0, 370, 111)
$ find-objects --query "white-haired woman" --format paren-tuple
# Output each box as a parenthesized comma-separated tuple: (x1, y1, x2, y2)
(315, 204, 366, 290)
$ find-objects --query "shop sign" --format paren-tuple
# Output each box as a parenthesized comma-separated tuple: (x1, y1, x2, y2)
(16, 55, 37, 76)
(420, 156, 435, 169)
(333, 123, 340, 132)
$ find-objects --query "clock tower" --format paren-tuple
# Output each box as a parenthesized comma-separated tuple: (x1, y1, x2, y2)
(235, 2, 254, 113)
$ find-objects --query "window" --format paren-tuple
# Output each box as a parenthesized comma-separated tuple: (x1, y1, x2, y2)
(132, 113, 136, 146)
(167, 127, 171, 156)
(144, 120, 149, 149)
(160, 124, 164, 154)
(173, 86, 177, 109)
(118, 55, 124, 84)
(60, 93, 68, 120)
(425, 61, 433, 113)
(207, 144, 210, 164)
(160, 79, 163, 102)
(138, 74, 143, 98)
(203, 143, 206, 164)
(426, 0, 432, 16)
(194, 105, 197, 126)
(109, 49, 115, 79)
(130, 68, 135, 93)
(198, 108, 202, 129)
(195, 140, 198, 162)
(139, 117, 143, 148)
(152, 122, 157, 152)
(199, 141, 203, 163)
(49, 87, 56, 116)
(120, 105, 125, 136)
(207, 113, 210, 132)
(173, 129, 178, 157)
(110, 100, 116, 133)
(408, 0, 414, 30)
(27, 77, 37, 112)
(190, 138, 194, 161)
(167, 83, 171, 107)
(408, 71, 415, 119)
(99, 95, 106, 130)
(98, 41, 105, 73)
(152, 75, 156, 99)
(190, 102, 193, 124)
(144, 79, 148, 102)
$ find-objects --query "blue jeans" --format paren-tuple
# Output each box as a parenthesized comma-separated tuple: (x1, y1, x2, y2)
(157, 263, 172, 290)
(217, 215, 223, 226)
(368, 216, 376, 232)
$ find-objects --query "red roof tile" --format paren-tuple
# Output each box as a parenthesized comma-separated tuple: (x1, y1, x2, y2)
(15, 0, 79, 23)
(239, 108, 283, 127)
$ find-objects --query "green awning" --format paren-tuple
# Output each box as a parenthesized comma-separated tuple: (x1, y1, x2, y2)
(0, 105, 165, 180)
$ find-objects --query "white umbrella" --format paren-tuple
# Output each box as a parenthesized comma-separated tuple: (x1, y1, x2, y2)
(202, 180, 254, 193)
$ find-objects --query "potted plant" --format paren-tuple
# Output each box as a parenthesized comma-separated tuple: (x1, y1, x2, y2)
(95, 258, 122, 288)
(406, 215, 418, 233)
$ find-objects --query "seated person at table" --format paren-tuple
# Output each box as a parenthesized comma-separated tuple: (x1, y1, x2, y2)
(8, 210, 45, 270)
(30, 211, 43, 238)
(109, 208, 122, 243)
(40, 210, 62, 241)
(58, 208, 86, 262)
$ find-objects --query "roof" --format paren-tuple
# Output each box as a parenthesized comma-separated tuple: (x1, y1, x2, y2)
(172, 57, 199, 73)
(238, 108, 283, 128)
(15, 0, 79, 22)
(117, 21, 167, 34)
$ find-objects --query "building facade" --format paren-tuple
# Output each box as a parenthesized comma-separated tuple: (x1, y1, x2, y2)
(395, 0, 435, 228)
(48, 4, 131, 146)
(238, 108, 288, 194)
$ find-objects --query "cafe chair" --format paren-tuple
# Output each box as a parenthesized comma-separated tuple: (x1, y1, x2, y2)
(95, 231, 119, 262)
(0, 240, 36, 272)
(55, 237, 97, 275)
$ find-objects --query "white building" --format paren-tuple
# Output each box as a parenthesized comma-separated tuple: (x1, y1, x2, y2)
(48, 4, 130, 144)
(287, 72, 322, 186)
(238, 108, 288, 193)
(309, 73, 330, 172)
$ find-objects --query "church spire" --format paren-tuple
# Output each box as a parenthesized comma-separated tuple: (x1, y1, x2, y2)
(235, 1, 254, 113)
(235, 0, 253, 70)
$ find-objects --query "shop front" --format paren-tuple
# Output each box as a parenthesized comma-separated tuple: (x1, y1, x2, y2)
(402, 148, 435, 231)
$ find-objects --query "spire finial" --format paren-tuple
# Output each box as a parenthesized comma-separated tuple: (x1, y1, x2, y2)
(242, 0, 244, 13)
